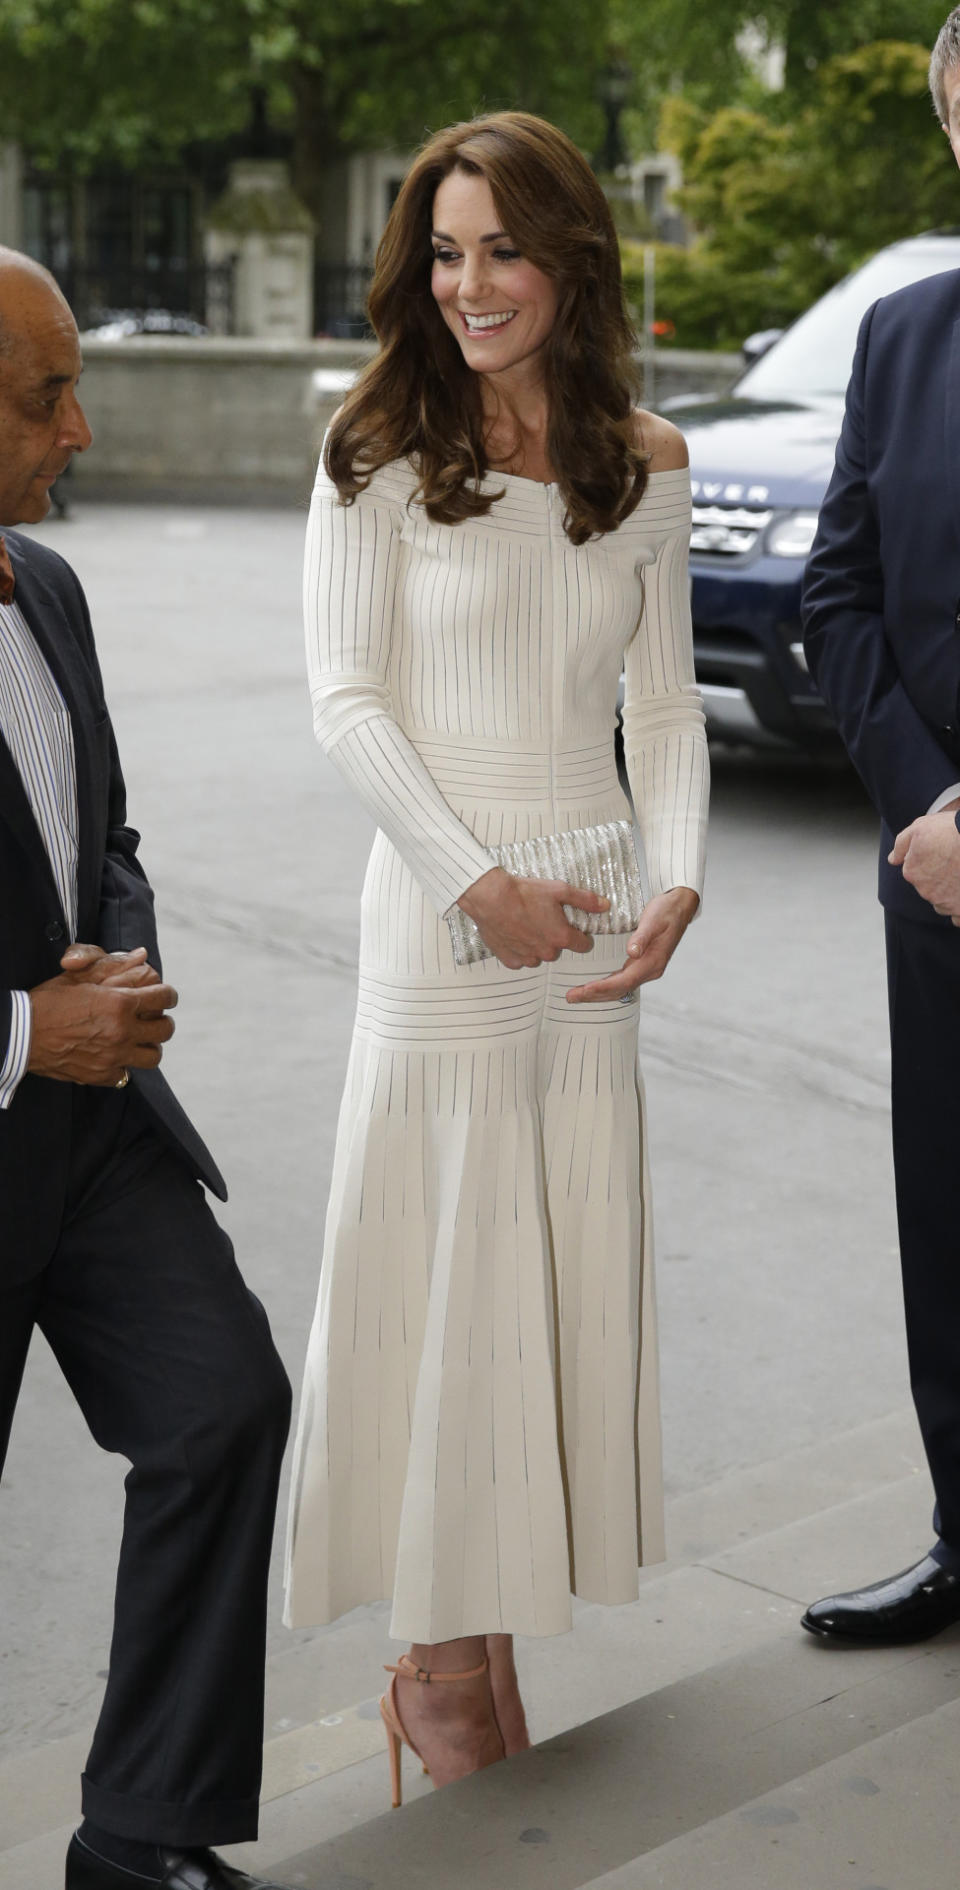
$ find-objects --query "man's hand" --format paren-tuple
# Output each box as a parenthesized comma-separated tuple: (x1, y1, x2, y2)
(59, 943, 161, 989)
(890, 805, 960, 922)
(566, 887, 700, 1004)
(27, 964, 178, 1086)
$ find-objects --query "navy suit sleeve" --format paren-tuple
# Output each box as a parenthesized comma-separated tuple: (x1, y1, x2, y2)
(801, 303, 959, 833)
(62, 563, 163, 970)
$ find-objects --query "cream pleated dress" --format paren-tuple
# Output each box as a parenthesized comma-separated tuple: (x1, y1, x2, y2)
(284, 454, 708, 1643)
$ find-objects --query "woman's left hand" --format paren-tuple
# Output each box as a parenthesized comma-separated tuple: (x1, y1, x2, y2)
(565, 886, 699, 1004)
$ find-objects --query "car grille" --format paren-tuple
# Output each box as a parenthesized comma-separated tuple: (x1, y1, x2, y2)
(690, 504, 772, 557)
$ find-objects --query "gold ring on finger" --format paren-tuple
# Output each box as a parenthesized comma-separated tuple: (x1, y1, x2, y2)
(115, 1068, 130, 1089)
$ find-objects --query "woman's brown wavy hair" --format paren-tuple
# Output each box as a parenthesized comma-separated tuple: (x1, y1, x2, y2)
(324, 111, 647, 545)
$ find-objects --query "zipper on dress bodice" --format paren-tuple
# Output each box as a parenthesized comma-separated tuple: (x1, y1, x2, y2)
(544, 483, 557, 824)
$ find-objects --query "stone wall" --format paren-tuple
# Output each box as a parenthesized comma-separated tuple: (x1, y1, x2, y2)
(644, 348, 743, 406)
(71, 336, 742, 502)
(72, 336, 367, 502)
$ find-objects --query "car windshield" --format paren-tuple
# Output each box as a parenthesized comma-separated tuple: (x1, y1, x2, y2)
(737, 241, 960, 399)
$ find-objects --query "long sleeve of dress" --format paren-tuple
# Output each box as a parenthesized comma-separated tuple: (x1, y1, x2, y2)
(621, 489, 709, 901)
(304, 470, 496, 916)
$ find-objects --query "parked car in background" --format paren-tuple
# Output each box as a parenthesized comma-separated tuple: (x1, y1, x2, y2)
(82, 309, 209, 339)
(664, 233, 960, 748)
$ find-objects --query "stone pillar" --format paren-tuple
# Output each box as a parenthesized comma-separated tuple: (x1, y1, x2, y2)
(204, 160, 315, 339)
(0, 144, 24, 250)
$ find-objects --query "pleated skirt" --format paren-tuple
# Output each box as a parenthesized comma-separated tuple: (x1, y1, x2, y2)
(284, 823, 665, 1642)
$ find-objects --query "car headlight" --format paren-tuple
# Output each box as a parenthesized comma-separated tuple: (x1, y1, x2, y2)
(765, 511, 820, 559)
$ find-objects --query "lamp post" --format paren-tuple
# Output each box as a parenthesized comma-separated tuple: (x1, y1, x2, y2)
(594, 57, 633, 174)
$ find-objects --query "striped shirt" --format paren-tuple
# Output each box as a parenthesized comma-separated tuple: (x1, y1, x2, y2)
(0, 597, 79, 1108)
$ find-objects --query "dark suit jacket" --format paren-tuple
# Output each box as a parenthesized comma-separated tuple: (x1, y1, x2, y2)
(801, 268, 960, 921)
(0, 529, 225, 1285)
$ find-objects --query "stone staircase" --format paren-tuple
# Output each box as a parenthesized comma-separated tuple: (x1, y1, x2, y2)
(4, 1406, 956, 1890)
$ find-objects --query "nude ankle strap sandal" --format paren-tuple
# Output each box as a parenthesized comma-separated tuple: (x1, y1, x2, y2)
(379, 1652, 491, 1808)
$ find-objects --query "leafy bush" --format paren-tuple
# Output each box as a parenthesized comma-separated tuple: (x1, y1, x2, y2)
(621, 242, 824, 352)
(624, 42, 960, 351)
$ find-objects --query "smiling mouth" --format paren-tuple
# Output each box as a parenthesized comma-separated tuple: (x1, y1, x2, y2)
(460, 310, 518, 335)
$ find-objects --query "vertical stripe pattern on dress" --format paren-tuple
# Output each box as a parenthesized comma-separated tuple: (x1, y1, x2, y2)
(285, 459, 708, 1641)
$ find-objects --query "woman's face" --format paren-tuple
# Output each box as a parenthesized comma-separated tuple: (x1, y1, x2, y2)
(430, 169, 558, 382)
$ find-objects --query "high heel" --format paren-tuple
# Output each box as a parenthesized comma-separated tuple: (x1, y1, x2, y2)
(379, 1651, 493, 1809)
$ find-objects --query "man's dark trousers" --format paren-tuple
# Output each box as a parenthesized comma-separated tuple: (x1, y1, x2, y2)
(886, 911, 960, 1568)
(0, 1083, 292, 1846)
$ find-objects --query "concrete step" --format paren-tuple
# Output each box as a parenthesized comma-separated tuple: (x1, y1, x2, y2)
(0, 1546, 805, 1890)
(0, 1404, 938, 1890)
(581, 1692, 960, 1890)
(259, 1627, 960, 1889)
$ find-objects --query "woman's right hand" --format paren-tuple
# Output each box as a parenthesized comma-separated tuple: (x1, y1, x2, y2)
(456, 867, 609, 969)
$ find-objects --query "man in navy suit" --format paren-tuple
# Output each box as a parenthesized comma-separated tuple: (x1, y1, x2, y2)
(800, 4, 960, 1644)
(0, 249, 292, 1888)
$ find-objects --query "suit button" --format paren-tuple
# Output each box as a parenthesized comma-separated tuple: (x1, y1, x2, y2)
(45, 920, 65, 942)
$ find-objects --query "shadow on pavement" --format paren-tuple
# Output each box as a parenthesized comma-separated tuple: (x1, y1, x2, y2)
(707, 741, 875, 837)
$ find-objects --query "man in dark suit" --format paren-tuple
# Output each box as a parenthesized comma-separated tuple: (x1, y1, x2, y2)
(800, 4, 960, 1646)
(0, 249, 293, 1888)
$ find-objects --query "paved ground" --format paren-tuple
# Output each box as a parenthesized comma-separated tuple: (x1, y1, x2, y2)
(0, 502, 910, 1763)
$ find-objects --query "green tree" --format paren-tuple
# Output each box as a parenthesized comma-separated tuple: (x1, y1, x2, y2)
(623, 39, 960, 350)
(613, 0, 950, 143)
(0, 0, 607, 220)
(770, 0, 948, 92)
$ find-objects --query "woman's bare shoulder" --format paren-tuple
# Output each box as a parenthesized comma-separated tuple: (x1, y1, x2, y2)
(631, 409, 689, 472)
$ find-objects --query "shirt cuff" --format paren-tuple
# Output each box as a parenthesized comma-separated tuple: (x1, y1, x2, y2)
(0, 991, 32, 1109)
(928, 783, 960, 815)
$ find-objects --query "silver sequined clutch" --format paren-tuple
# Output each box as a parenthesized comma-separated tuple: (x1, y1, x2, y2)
(446, 819, 643, 967)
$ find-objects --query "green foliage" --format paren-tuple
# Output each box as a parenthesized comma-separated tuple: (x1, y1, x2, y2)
(813, 40, 956, 245)
(0, 0, 255, 167)
(0, 0, 606, 200)
(612, 0, 950, 138)
(628, 40, 960, 351)
(621, 242, 790, 353)
(611, 0, 750, 148)
(772, 0, 948, 92)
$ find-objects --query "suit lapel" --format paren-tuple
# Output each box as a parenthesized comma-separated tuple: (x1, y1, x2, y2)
(946, 318, 960, 545)
(1, 538, 105, 931)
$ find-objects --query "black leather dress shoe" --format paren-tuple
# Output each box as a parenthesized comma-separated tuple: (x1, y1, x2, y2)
(801, 1553, 960, 1643)
(66, 1833, 292, 1889)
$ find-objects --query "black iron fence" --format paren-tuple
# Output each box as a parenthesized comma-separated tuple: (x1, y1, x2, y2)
(52, 256, 378, 341)
(314, 262, 373, 339)
(53, 262, 236, 336)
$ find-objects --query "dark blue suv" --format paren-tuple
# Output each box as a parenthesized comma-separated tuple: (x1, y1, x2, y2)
(665, 234, 960, 748)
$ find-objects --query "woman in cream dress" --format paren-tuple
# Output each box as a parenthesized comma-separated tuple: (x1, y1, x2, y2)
(285, 111, 708, 1796)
